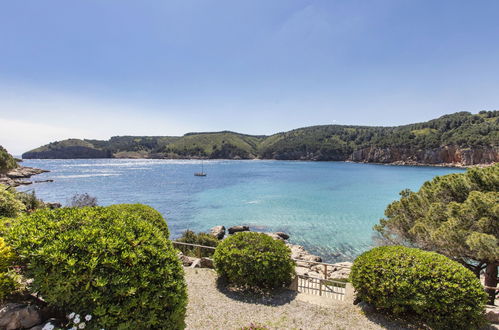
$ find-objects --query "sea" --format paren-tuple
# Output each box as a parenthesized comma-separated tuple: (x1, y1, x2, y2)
(18, 159, 464, 262)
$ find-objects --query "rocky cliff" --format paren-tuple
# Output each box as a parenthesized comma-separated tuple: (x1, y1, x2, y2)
(350, 146, 499, 166)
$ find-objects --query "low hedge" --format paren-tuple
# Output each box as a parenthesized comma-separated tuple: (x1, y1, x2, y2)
(350, 246, 487, 329)
(6, 205, 186, 329)
(213, 232, 294, 290)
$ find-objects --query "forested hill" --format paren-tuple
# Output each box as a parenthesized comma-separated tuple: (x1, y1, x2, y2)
(23, 111, 499, 166)
(0, 146, 18, 174)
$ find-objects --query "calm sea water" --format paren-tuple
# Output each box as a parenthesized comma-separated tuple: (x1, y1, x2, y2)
(18, 159, 463, 262)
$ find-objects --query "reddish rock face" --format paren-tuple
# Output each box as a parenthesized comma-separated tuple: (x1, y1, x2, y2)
(350, 146, 498, 166)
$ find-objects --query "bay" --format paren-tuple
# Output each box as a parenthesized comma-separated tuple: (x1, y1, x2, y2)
(18, 159, 463, 262)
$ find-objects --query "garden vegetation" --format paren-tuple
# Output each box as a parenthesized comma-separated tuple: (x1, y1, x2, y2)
(213, 232, 295, 290)
(351, 246, 488, 329)
(5, 205, 187, 329)
(375, 163, 498, 304)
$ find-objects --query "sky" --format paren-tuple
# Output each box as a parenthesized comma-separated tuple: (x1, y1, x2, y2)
(1, 0, 499, 154)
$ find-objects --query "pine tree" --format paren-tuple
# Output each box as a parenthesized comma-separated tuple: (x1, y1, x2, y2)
(375, 164, 499, 304)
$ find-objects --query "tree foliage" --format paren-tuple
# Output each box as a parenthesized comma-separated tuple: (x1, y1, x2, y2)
(351, 246, 487, 329)
(375, 164, 499, 304)
(0, 146, 17, 174)
(22, 111, 499, 161)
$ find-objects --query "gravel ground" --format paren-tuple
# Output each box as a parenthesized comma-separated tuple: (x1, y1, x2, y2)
(184, 268, 412, 330)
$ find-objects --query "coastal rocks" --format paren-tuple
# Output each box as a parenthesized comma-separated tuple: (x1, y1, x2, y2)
(350, 146, 499, 166)
(287, 244, 322, 263)
(486, 305, 499, 323)
(0, 303, 42, 330)
(228, 225, 249, 235)
(0, 166, 49, 187)
(275, 232, 290, 240)
(311, 262, 352, 279)
(210, 226, 226, 239)
(5, 167, 48, 179)
(265, 233, 284, 241)
(188, 258, 214, 269)
(199, 257, 214, 268)
(178, 252, 214, 269)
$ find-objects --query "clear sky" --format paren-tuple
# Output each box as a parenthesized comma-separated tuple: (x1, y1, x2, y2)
(1, 0, 499, 154)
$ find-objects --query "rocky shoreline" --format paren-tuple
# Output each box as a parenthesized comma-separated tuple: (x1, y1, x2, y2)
(182, 225, 352, 280)
(0, 166, 50, 187)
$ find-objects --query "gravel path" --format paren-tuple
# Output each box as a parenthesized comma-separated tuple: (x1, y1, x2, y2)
(184, 268, 411, 330)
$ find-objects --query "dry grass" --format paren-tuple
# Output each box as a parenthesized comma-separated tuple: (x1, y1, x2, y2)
(184, 268, 412, 330)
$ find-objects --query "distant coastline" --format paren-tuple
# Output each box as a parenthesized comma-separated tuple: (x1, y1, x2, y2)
(22, 111, 499, 167)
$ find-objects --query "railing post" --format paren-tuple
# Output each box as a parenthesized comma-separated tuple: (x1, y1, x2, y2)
(324, 264, 327, 279)
(319, 279, 323, 296)
(289, 276, 298, 291)
(344, 282, 355, 303)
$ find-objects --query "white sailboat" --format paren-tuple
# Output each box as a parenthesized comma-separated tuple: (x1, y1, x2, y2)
(194, 160, 207, 176)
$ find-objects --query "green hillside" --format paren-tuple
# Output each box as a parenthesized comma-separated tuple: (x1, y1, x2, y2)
(0, 146, 18, 174)
(259, 111, 499, 160)
(22, 111, 499, 165)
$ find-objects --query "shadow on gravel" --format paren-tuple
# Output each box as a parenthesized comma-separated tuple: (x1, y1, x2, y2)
(358, 301, 498, 330)
(215, 277, 297, 307)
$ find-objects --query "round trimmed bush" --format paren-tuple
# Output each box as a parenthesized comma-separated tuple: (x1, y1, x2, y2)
(213, 232, 294, 289)
(0, 237, 18, 301)
(6, 205, 186, 329)
(107, 203, 170, 238)
(350, 246, 487, 329)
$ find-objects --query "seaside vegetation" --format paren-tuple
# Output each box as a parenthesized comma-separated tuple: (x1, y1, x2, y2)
(108, 203, 170, 238)
(0, 237, 18, 301)
(22, 111, 499, 160)
(67, 192, 98, 207)
(0, 185, 26, 218)
(0, 146, 18, 174)
(351, 246, 488, 329)
(176, 230, 219, 257)
(375, 163, 499, 304)
(4, 205, 187, 329)
(213, 232, 295, 290)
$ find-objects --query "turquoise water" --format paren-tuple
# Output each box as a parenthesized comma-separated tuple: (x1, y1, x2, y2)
(18, 159, 463, 262)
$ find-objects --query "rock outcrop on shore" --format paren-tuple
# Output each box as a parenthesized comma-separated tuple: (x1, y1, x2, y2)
(349, 145, 499, 167)
(0, 167, 49, 187)
(206, 225, 353, 280)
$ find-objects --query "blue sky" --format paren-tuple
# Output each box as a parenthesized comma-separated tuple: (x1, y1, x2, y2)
(1, 0, 499, 154)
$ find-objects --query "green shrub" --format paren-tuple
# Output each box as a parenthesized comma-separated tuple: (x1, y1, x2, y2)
(213, 232, 294, 290)
(6, 205, 187, 329)
(0, 184, 25, 218)
(107, 203, 169, 238)
(15, 190, 45, 212)
(0, 237, 18, 301)
(350, 246, 487, 329)
(176, 230, 219, 257)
